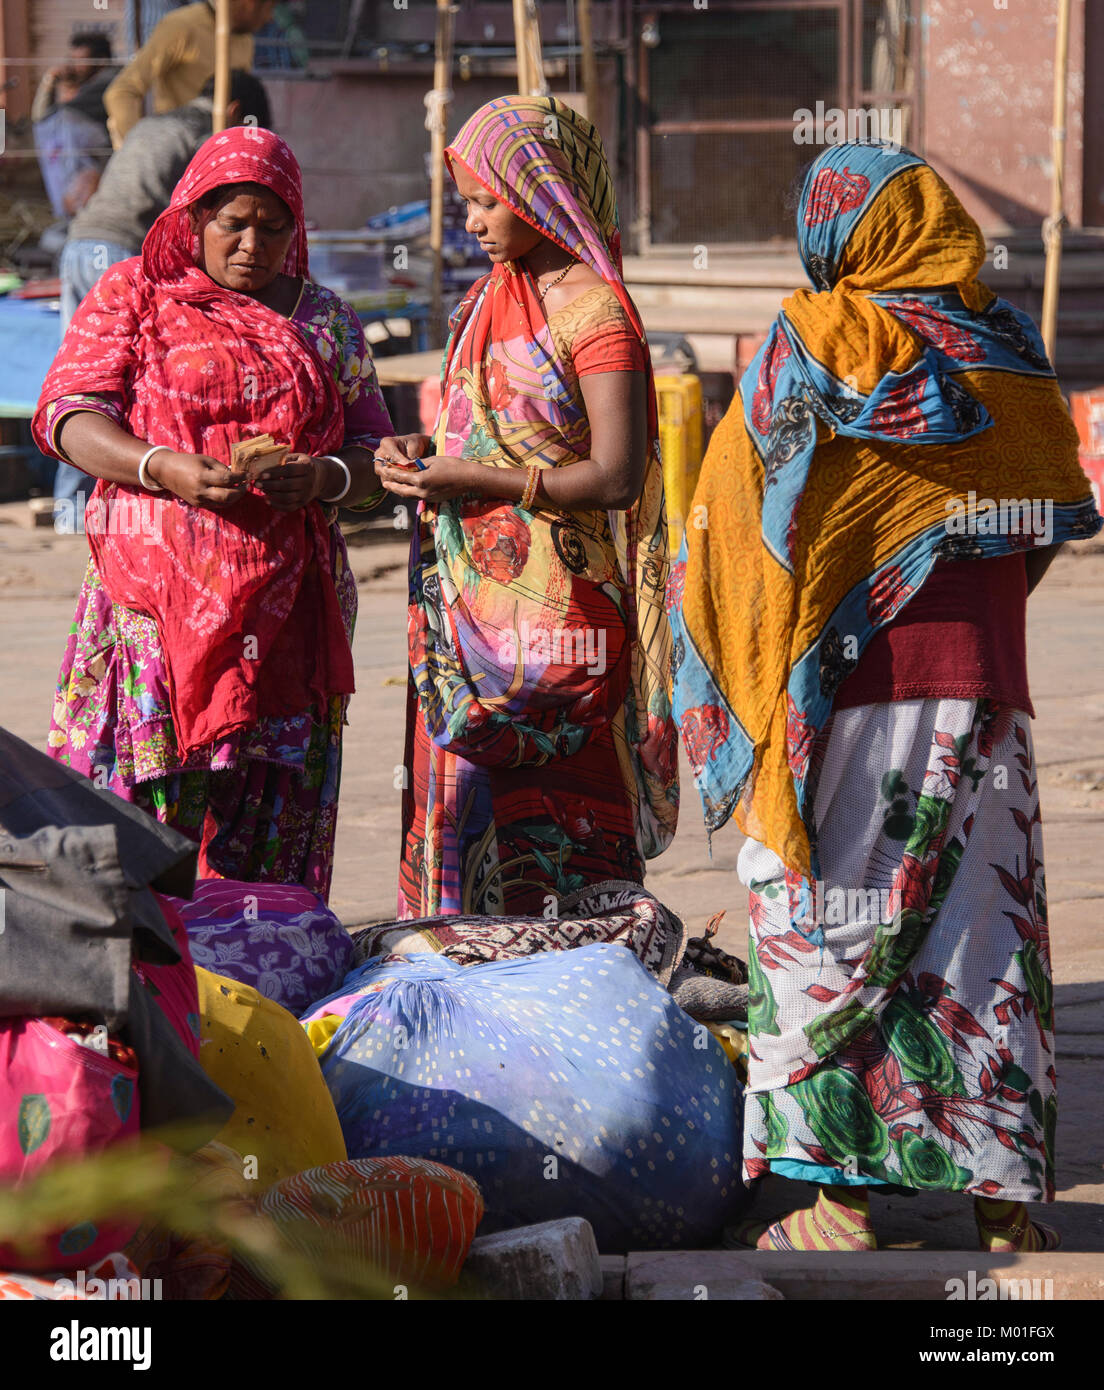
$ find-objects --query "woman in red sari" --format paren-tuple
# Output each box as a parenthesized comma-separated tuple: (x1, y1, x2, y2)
(33, 128, 393, 899)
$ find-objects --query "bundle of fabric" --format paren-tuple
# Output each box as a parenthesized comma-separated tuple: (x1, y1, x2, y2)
(302, 942, 745, 1252)
(194, 967, 347, 1190)
(669, 916, 749, 1022)
(0, 1253, 144, 1302)
(0, 728, 231, 1141)
(123, 1140, 254, 1301)
(0, 1015, 142, 1272)
(258, 1157, 483, 1293)
(0, 732, 233, 1274)
(168, 880, 354, 1017)
(0, 896, 220, 1274)
(353, 880, 685, 982)
(354, 880, 748, 1023)
(121, 1148, 482, 1300)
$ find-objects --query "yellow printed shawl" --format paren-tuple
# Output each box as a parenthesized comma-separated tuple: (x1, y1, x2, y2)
(670, 142, 1102, 878)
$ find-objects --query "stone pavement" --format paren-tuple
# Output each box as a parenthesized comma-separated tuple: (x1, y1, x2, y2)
(1, 509, 1101, 1255)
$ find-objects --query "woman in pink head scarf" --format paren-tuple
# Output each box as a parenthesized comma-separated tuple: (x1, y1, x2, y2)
(33, 127, 394, 900)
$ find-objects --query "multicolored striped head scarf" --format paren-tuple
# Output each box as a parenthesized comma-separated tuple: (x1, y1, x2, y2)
(670, 140, 1102, 877)
(446, 93, 624, 278)
(443, 95, 655, 445)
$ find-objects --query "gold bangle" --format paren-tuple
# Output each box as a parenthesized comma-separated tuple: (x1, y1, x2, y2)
(520, 462, 541, 512)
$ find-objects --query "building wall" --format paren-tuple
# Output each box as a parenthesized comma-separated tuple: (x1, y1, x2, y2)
(6, 1, 1099, 237)
(2, 0, 128, 122)
(3, 0, 623, 229)
(265, 65, 622, 229)
(920, 0, 1089, 231)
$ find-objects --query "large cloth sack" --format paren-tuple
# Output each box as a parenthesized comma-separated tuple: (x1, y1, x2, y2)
(0, 1016, 141, 1271)
(0, 897, 214, 1274)
(259, 1157, 483, 1292)
(170, 881, 354, 1017)
(0, 729, 230, 1140)
(352, 880, 686, 984)
(304, 942, 746, 1252)
(195, 968, 346, 1190)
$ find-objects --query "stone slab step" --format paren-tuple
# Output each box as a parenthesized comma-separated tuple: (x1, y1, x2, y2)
(621, 1250, 1104, 1301)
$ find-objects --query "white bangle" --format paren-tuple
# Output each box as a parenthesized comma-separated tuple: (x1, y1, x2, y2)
(137, 445, 170, 492)
(320, 454, 352, 503)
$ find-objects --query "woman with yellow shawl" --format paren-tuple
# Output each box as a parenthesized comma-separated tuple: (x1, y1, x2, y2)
(671, 141, 1101, 1252)
(376, 97, 678, 917)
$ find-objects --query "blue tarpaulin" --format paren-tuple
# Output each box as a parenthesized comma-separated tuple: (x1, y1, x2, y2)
(0, 298, 61, 418)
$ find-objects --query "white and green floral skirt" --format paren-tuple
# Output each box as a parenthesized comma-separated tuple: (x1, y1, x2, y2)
(739, 698, 1055, 1203)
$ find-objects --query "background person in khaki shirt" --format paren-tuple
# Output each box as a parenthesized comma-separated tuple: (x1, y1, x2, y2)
(104, 0, 275, 148)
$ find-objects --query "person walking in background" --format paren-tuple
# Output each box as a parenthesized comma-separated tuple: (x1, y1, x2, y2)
(33, 128, 392, 900)
(53, 70, 271, 531)
(31, 31, 115, 128)
(60, 71, 271, 325)
(104, 0, 275, 149)
(375, 95, 679, 919)
(32, 32, 116, 221)
(670, 140, 1102, 1253)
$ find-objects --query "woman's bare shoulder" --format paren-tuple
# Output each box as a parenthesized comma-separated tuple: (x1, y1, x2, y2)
(563, 263, 606, 293)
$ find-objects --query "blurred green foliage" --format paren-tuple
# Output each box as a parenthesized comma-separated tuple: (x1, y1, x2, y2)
(0, 1130, 429, 1301)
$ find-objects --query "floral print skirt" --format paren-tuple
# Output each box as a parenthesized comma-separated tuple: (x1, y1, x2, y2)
(739, 699, 1055, 1202)
(47, 545, 357, 902)
(398, 687, 644, 918)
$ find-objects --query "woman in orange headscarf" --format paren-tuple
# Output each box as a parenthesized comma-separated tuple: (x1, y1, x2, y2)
(672, 140, 1101, 1252)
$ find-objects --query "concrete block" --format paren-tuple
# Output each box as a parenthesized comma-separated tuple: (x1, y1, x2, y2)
(459, 1217, 603, 1301)
(599, 1254, 626, 1301)
(626, 1251, 784, 1301)
(0, 498, 53, 529)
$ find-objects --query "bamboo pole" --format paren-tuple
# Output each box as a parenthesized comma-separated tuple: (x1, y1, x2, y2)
(343, 0, 367, 59)
(577, 0, 598, 123)
(1040, 0, 1072, 365)
(512, 0, 532, 95)
(428, 0, 457, 347)
(212, 0, 231, 133)
(523, 0, 548, 96)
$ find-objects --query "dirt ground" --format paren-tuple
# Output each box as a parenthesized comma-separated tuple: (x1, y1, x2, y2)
(1, 509, 1101, 1255)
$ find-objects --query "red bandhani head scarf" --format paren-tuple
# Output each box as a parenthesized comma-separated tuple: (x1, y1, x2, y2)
(34, 126, 354, 760)
(143, 124, 309, 290)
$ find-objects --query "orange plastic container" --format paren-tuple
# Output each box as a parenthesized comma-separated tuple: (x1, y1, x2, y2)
(1070, 388, 1104, 512)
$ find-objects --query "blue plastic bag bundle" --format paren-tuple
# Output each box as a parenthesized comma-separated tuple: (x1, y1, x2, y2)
(304, 942, 746, 1251)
